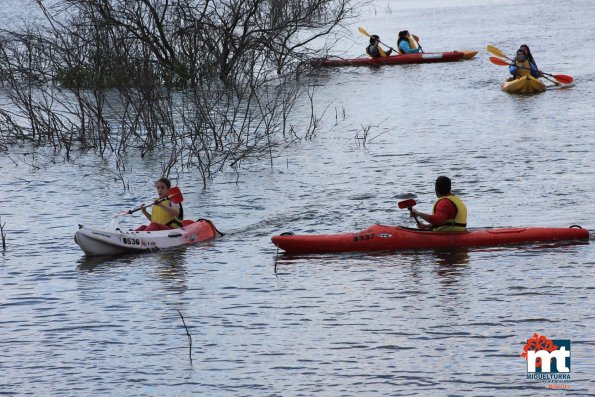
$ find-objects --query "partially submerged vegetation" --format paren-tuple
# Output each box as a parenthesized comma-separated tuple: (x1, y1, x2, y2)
(0, 216, 6, 250)
(0, 0, 356, 186)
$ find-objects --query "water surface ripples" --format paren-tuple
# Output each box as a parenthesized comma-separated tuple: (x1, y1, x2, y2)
(1, 0, 594, 395)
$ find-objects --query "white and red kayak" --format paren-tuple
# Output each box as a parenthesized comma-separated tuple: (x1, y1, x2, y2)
(75, 219, 220, 256)
(272, 224, 589, 254)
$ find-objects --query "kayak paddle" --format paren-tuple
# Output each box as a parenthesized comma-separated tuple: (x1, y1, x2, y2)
(398, 199, 421, 227)
(487, 44, 512, 61)
(488, 44, 574, 84)
(114, 187, 184, 217)
(358, 26, 397, 53)
(411, 34, 424, 53)
(488, 57, 573, 84)
(490, 55, 559, 86)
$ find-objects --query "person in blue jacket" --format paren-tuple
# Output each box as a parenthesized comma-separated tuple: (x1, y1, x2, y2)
(397, 30, 421, 54)
(509, 46, 541, 79)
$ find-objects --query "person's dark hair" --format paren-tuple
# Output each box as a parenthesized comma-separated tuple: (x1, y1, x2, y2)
(520, 44, 536, 66)
(519, 44, 530, 54)
(435, 176, 451, 196)
(397, 31, 408, 51)
(370, 34, 379, 45)
(155, 177, 172, 189)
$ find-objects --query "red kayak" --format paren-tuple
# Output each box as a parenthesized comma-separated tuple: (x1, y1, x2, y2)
(271, 224, 589, 254)
(313, 50, 477, 67)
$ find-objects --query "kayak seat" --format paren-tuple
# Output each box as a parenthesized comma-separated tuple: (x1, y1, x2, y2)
(182, 219, 194, 227)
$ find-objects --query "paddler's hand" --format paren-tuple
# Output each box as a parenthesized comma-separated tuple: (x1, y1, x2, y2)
(410, 208, 418, 218)
(140, 203, 148, 214)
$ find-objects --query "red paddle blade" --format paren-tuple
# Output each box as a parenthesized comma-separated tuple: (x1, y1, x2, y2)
(398, 199, 417, 209)
(489, 56, 509, 66)
(553, 74, 573, 84)
(167, 187, 184, 204)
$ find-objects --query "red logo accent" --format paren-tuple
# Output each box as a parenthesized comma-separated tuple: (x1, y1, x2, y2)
(521, 333, 558, 368)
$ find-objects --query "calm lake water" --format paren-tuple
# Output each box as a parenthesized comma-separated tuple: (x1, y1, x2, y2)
(1, 0, 594, 395)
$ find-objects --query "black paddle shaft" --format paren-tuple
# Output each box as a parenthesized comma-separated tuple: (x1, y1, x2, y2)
(127, 196, 168, 214)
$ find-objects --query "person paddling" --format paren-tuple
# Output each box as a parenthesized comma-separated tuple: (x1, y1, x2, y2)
(509, 46, 541, 79)
(409, 176, 467, 232)
(136, 177, 184, 231)
(397, 30, 421, 54)
(366, 34, 393, 58)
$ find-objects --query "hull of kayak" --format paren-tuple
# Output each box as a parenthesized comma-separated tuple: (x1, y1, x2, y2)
(271, 224, 589, 254)
(315, 51, 477, 67)
(75, 219, 219, 256)
(501, 75, 546, 94)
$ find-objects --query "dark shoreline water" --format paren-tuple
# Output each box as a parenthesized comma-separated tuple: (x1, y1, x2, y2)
(1, 0, 594, 395)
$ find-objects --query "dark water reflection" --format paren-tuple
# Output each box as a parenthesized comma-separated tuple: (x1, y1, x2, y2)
(1, 0, 594, 395)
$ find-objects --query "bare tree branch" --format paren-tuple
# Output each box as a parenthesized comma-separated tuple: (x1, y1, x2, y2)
(0, 0, 357, 186)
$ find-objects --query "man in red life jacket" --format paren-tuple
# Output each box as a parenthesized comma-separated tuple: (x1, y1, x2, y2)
(410, 176, 468, 232)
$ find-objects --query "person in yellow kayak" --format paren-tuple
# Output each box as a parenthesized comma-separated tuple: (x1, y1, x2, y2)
(136, 177, 183, 231)
(409, 176, 467, 232)
(509, 46, 541, 79)
(366, 35, 393, 58)
(397, 30, 421, 54)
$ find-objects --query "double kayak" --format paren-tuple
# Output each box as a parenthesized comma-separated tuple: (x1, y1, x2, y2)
(271, 224, 589, 254)
(501, 75, 546, 94)
(313, 50, 478, 67)
(75, 219, 220, 256)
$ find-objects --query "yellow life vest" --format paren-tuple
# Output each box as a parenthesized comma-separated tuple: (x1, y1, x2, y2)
(431, 195, 467, 232)
(151, 199, 183, 228)
(397, 37, 418, 54)
(515, 59, 532, 78)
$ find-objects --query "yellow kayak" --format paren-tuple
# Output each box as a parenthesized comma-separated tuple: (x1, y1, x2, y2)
(501, 75, 546, 94)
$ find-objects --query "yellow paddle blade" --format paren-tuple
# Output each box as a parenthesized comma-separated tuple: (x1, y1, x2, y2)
(358, 26, 370, 37)
(412, 34, 420, 42)
(487, 45, 510, 60)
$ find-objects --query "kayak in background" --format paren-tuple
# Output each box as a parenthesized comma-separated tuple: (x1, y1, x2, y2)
(271, 224, 589, 254)
(501, 75, 546, 94)
(313, 50, 477, 67)
(75, 219, 220, 256)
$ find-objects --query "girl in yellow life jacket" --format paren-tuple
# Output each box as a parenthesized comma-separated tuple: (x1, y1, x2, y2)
(135, 177, 183, 231)
(509, 47, 541, 79)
